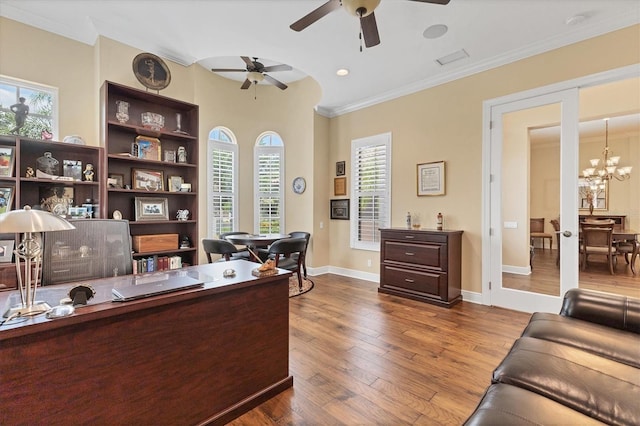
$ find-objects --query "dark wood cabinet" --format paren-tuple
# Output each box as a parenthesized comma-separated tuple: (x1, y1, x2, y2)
(0, 135, 103, 290)
(101, 81, 199, 267)
(379, 228, 463, 308)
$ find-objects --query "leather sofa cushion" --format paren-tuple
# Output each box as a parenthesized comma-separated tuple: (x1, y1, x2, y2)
(523, 312, 640, 368)
(464, 383, 605, 425)
(493, 337, 640, 425)
(560, 288, 640, 333)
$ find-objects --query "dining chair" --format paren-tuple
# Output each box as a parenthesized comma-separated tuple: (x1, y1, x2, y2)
(288, 231, 310, 278)
(202, 239, 239, 263)
(267, 238, 307, 289)
(615, 240, 638, 275)
(580, 221, 617, 275)
(219, 231, 251, 260)
(530, 217, 553, 250)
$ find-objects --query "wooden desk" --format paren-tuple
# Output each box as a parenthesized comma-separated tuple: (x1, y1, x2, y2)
(0, 260, 292, 425)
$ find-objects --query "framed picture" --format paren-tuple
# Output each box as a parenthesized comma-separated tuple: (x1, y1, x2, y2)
(0, 146, 15, 177)
(108, 173, 125, 189)
(132, 52, 171, 91)
(63, 159, 82, 181)
(417, 161, 445, 196)
(134, 197, 169, 221)
(0, 186, 15, 214)
(135, 136, 162, 161)
(578, 178, 607, 210)
(330, 199, 349, 220)
(334, 177, 347, 196)
(39, 186, 74, 216)
(164, 150, 176, 163)
(0, 240, 15, 263)
(168, 175, 183, 192)
(336, 160, 345, 176)
(132, 168, 164, 191)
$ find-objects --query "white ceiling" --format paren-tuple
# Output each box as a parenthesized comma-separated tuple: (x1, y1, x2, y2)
(1, 0, 639, 117)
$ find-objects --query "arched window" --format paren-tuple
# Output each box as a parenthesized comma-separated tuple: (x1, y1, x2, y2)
(208, 127, 238, 237)
(254, 131, 284, 234)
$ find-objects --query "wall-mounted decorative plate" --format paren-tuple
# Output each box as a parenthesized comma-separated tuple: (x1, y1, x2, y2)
(293, 177, 306, 194)
(132, 53, 171, 91)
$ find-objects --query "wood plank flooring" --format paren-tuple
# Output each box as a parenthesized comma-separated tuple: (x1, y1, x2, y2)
(229, 275, 531, 425)
(504, 248, 640, 298)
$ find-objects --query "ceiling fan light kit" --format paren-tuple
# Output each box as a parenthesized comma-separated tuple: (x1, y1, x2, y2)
(343, 0, 380, 17)
(211, 56, 291, 91)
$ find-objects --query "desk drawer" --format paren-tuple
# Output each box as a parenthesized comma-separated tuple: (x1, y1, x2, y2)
(380, 265, 446, 300)
(383, 241, 446, 269)
(381, 230, 448, 244)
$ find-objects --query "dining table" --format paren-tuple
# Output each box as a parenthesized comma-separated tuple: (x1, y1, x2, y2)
(225, 233, 291, 262)
(554, 228, 639, 274)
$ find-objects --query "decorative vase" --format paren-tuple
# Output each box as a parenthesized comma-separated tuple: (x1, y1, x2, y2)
(174, 112, 187, 134)
(115, 100, 129, 123)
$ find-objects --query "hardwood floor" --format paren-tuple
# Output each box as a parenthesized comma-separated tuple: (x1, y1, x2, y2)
(504, 248, 640, 298)
(229, 274, 531, 425)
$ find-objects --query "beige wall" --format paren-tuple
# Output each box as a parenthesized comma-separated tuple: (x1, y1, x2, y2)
(2, 16, 638, 293)
(329, 25, 639, 293)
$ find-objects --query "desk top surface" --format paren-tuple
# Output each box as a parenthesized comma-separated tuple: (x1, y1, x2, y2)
(0, 260, 291, 338)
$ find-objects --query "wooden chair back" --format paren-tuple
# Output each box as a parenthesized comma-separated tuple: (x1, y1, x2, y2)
(530, 218, 545, 233)
(202, 239, 238, 263)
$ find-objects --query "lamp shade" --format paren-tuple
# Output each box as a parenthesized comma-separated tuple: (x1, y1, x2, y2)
(0, 205, 76, 233)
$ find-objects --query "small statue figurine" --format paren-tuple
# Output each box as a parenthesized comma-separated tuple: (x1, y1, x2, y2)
(10, 97, 29, 135)
(176, 209, 190, 221)
(177, 146, 187, 163)
(25, 166, 35, 178)
(83, 163, 95, 182)
(180, 234, 191, 249)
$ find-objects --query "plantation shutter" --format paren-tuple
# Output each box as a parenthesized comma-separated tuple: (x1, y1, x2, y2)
(351, 133, 391, 250)
(211, 147, 235, 235)
(257, 152, 282, 234)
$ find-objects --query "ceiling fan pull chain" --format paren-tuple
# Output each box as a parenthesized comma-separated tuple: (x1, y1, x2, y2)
(359, 29, 363, 52)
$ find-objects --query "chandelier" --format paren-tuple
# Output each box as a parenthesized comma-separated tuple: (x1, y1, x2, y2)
(582, 117, 632, 185)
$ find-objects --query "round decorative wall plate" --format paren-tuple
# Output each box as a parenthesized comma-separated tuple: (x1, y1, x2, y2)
(132, 52, 171, 91)
(293, 177, 306, 194)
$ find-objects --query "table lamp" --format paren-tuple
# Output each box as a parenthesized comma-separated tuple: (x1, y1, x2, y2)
(0, 206, 75, 317)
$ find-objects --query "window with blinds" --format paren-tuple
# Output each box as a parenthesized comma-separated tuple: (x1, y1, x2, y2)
(255, 132, 284, 234)
(350, 133, 392, 251)
(208, 127, 238, 237)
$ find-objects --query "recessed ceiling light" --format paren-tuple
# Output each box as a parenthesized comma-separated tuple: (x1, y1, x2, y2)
(423, 24, 448, 39)
(336, 68, 349, 76)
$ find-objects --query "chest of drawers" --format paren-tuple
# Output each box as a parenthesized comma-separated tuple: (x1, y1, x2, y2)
(379, 228, 463, 308)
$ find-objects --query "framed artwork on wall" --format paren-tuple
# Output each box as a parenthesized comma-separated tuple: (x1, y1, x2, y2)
(330, 199, 349, 220)
(336, 161, 345, 176)
(334, 177, 347, 196)
(417, 161, 445, 196)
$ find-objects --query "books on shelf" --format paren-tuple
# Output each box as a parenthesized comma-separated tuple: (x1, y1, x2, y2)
(133, 255, 182, 274)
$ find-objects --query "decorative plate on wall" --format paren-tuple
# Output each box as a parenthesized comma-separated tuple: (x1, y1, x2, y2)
(293, 177, 306, 194)
(132, 53, 171, 91)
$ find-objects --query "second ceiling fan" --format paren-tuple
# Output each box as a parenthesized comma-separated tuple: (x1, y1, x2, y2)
(211, 56, 292, 90)
(290, 0, 451, 49)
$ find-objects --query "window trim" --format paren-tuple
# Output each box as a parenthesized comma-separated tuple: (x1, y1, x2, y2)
(207, 126, 238, 237)
(350, 132, 392, 251)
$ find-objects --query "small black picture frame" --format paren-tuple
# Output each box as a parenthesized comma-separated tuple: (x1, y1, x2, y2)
(336, 160, 345, 176)
(330, 199, 349, 220)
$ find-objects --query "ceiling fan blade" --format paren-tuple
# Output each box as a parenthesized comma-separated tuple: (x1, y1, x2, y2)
(240, 79, 252, 90)
(241, 56, 254, 68)
(262, 64, 293, 73)
(263, 74, 288, 90)
(361, 12, 380, 48)
(408, 0, 451, 4)
(290, 0, 341, 31)
(211, 68, 247, 72)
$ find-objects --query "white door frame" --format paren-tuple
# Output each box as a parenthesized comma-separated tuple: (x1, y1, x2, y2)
(481, 64, 640, 311)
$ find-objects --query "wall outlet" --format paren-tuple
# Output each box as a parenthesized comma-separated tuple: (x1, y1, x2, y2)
(503, 221, 518, 229)
(367, 259, 372, 267)
(319, 221, 324, 229)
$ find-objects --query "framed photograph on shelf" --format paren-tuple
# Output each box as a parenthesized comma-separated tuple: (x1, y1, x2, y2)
(0, 186, 15, 214)
(168, 175, 183, 192)
(39, 185, 74, 216)
(334, 177, 347, 196)
(108, 173, 125, 189)
(135, 136, 161, 161)
(0, 146, 16, 177)
(134, 197, 169, 221)
(132, 168, 164, 191)
(336, 161, 345, 176)
(330, 199, 349, 220)
(417, 161, 445, 196)
(0, 240, 15, 263)
(63, 160, 83, 181)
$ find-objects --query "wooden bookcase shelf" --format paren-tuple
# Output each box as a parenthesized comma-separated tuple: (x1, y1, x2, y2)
(101, 81, 199, 267)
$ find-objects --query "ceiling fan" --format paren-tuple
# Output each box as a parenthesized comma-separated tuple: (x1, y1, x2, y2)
(211, 56, 292, 90)
(290, 0, 450, 49)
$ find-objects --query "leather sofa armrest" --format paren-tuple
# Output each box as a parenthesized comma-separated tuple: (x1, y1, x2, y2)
(560, 288, 640, 334)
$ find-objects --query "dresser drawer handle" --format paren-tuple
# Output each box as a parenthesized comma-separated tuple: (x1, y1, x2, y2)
(405, 278, 415, 283)
(405, 252, 415, 256)
(404, 235, 415, 239)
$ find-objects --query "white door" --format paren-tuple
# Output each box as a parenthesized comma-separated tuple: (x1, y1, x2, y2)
(488, 89, 580, 313)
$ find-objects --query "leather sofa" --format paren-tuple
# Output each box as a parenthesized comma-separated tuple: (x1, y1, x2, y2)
(465, 288, 640, 425)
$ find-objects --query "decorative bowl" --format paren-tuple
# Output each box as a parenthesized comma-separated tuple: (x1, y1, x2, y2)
(141, 112, 165, 131)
